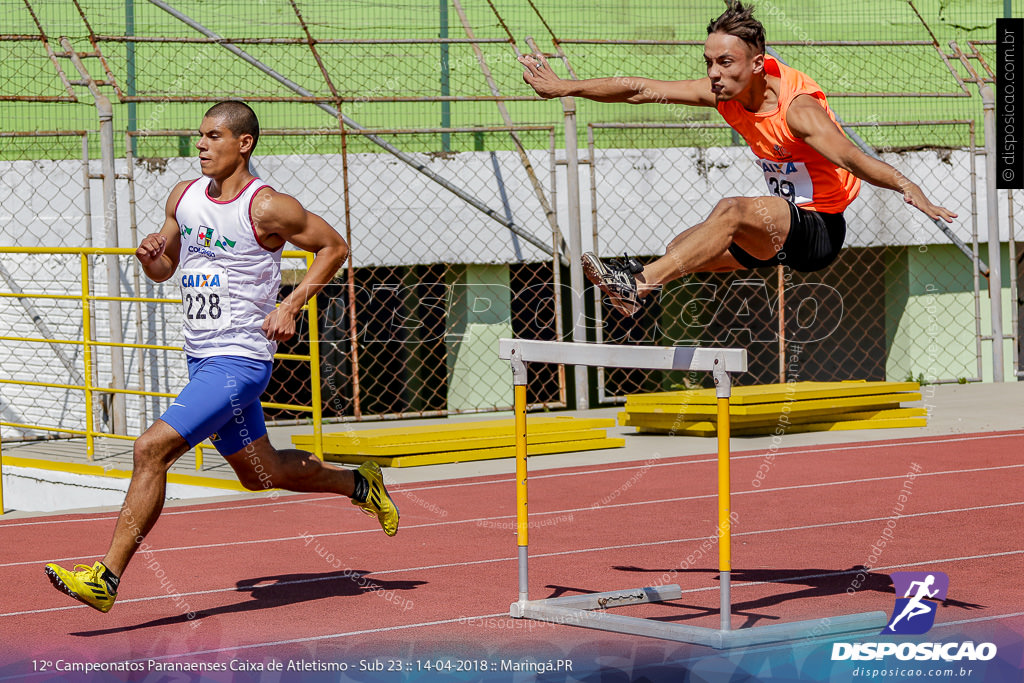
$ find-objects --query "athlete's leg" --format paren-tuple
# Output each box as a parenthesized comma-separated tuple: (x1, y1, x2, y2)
(102, 357, 266, 575)
(218, 400, 399, 536)
(102, 420, 190, 575)
(638, 195, 792, 296)
(224, 436, 399, 536)
(45, 417, 189, 611)
(223, 434, 355, 495)
(44, 357, 217, 610)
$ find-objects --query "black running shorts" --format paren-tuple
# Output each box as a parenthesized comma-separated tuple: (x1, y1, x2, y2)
(728, 201, 847, 273)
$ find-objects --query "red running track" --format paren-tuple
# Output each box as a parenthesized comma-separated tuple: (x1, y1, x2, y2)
(1, 430, 1022, 671)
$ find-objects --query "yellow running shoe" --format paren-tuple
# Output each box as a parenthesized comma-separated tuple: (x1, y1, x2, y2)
(351, 462, 400, 536)
(44, 561, 117, 613)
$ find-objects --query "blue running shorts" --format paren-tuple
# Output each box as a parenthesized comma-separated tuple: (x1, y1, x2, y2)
(159, 355, 273, 456)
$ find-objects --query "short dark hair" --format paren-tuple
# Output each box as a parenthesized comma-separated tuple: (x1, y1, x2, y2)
(707, 1, 766, 55)
(204, 101, 260, 152)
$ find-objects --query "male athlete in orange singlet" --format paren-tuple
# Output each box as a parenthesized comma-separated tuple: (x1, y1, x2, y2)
(520, 1, 956, 315)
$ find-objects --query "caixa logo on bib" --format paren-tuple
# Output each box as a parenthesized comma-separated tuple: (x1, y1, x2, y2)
(831, 570, 997, 662)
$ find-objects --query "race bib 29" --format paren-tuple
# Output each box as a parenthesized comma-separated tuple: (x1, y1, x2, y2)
(758, 158, 813, 204)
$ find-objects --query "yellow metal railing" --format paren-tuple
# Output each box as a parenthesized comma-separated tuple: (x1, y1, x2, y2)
(0, 247, 323, 513)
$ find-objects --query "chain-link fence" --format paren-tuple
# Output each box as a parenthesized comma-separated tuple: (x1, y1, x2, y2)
(122, 126, 565, 424)
(586, 121, 984, 400)
(0, 1, 1014, 445)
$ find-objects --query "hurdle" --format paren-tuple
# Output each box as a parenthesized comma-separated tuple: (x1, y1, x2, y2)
(498, 339, 887, 648)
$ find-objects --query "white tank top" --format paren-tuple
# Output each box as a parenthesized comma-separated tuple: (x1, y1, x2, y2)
(174, 176, 282, 360)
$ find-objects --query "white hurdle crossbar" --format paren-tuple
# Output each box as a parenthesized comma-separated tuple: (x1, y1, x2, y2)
(498, 339, 887, 649)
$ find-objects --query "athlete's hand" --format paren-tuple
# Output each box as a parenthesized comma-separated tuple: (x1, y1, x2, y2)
(903, 184, 958, 223)
(136, 233, 168, 265)
(519, 53, 565, 99)
(262, 302, 299, 342)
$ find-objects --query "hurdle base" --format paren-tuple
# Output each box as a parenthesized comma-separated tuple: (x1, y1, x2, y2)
(510, 587, 887, 649)
(511, 584, 683, 617)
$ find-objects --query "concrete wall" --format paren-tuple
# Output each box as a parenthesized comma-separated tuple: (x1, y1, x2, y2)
(885, 243, 1015, 383)
(1, 466, 243, 513)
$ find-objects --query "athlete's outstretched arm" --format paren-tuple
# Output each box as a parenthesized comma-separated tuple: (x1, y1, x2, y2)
(251, 189, 349, 341)
(787, 95, 957, 223)
(135, 180, 189, 282)
(519, 52, 716, 107)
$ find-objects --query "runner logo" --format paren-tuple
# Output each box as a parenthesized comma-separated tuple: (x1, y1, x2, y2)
(883, 571, 948, 635)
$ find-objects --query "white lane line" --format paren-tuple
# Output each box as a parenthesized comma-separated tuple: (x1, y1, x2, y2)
(0, 495, 338, 528)
(5, 502, 1021, 619)
(80, 552, 1024, 659)
(4, 431, 1021, 528)
(4, 462, 1021, 569)
(668, 549, 1024, 596)
(401, 431, 1024, 491)
(933, 610, 1024, 627)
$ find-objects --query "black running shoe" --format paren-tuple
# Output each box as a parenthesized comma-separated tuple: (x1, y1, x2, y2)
(581, 252, 644, 316)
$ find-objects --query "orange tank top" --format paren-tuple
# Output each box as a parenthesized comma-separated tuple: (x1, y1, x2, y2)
(716, 56, 860, 214)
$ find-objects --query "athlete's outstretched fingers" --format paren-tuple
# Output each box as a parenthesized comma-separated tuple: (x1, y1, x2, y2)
(517, 55, 534, 75)
(905, 194, 958, 223)
(519, 52, 562, 97)
(903, 185, 957, 223)
(519, 54, 542, 86)
(517, 52, 548, 73)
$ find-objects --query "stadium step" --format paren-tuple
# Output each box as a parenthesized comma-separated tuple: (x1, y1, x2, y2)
(619, 381, 927, 436)
(291, 416, 624, 467)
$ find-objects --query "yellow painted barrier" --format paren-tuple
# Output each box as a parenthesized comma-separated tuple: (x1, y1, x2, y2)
(324, 437, 624, 468)
(1, 454, 257, 492)
(622, 407, 929, 434)
(82, 254, 94, 460)
(300, 426, 614, 457)
(623, 393, 921, 419)
(292, 417, 616, 453)
(620, 381, 926, 437)
(0, 426, 5, 515)
(624, 381, 921, 406)
(291, 417, 621, 467)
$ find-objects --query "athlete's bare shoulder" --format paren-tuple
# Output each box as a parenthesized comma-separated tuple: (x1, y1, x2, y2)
(246, 185, 304, 250)
(165, 179, 198, 214)
(250, 185, 305, 227)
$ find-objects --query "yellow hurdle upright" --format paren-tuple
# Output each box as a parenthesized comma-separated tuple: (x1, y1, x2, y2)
(714, 357, 732, 632)
(499, 339, 887, 648)
(510, 346, 529, 603)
